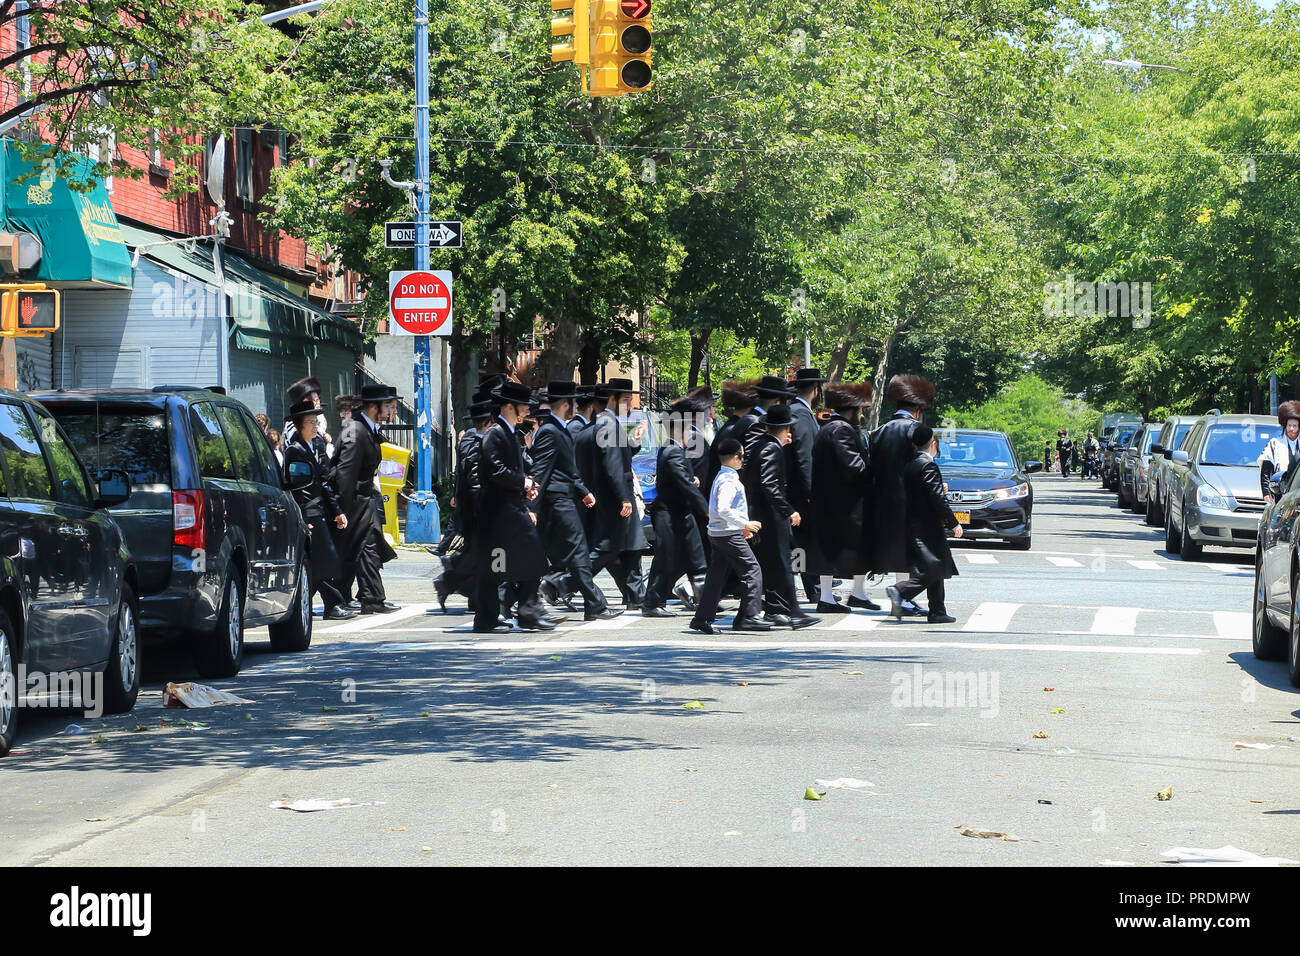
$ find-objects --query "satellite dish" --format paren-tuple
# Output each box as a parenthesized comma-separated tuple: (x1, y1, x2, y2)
(205, 136, 225, 206)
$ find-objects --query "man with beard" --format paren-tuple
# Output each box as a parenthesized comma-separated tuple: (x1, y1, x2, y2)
(787, 368, 827, 603)
(866, 375, 936, 600)
(810, 382, 875, 613)
(533, 381, 622, 622)
(642, 394, 712, 618)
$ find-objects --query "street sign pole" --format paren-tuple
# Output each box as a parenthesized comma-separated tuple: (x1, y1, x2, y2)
(406, 0, 438, 543)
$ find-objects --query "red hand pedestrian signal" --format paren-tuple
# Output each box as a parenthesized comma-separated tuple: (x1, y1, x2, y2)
(620, 0, 650, 18)
(0, 285, 59, 336)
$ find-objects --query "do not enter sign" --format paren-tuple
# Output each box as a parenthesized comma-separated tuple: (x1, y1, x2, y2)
(388, 270, 453, 336)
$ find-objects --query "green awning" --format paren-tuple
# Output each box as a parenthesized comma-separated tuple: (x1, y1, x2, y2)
(1, 140, 133, 288)
(118, 222, 363, 356)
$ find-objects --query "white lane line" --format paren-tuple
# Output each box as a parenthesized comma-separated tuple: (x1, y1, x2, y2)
(1045, 556, 1083, 568)
(963, 554, 999, 565)
(829, 614, 882, 631)
(370, 638, 1201, 656)
(1052, 630, 1243, 642)
(1127, 559, 1165, 571)
(1213, 610, 1251, 640)
(1091, 606, 1139, 636)
(963, 602, 1021, 633)
(316, 602, 441, 633)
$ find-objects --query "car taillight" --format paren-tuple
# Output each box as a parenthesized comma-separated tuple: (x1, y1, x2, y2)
(173, 490, 206, 552)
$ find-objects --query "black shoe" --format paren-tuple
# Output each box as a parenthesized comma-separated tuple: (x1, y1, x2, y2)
(816, 600, 851, 614)
(687, 619, 717, 635)
(473, 624, 512, 634)
(434, 577, 450, 613)
(847, 595, 881, 611)
(764, 613, 792, 628)
(382, 601, 400, 611)
(360, 602, 398, 614)
(539, 577, 560, 606)
(625, 602, 643, 612)
(324, 606, 358, 621)
(642, 606, 676, 618)
(673, 583, 697, 611)
(886, 585, 903, 621)
(557, 596, 580, 613)
(584, 608, 624, 622)
(540, 613, 569, 626)
(342, 600, 362, 611)
(732, 616, 773, 632)
(789, 615, 820, 630)
(518, 618, 557, 632)
(903, 603, 928, 617)
(927, 613, 957, 624)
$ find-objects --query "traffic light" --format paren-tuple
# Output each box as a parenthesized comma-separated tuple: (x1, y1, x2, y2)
(551, 0, 590, 68)
(588, 0, 652, 96)
(0, 286, 59, 336)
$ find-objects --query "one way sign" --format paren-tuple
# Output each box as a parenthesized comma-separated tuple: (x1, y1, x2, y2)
(385, 221, 462, 249)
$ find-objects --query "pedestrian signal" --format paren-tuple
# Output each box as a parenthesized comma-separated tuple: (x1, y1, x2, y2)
(0, 286, 59, 336)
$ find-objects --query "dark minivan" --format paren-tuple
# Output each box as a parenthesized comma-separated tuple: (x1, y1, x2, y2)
(36, 387, 313, 678)
(0, 388, 139, 755)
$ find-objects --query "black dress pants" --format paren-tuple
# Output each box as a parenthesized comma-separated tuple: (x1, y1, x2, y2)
(541, 493, 607, 614)
(694, 532, 763, 623)
(897, 576, 947, 616)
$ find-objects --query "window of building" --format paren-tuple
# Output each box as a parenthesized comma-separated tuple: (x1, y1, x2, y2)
(235, 127, 255, 204)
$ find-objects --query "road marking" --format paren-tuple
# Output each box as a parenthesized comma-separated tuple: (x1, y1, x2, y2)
(963, 554, 998, 565)
(1127, 559, 1164, 571)
(1052, 630, 1244, 642)
(963, 602, 1021, 633)
(317, 602, 440, 633)
(581, 611, 644, 630)
(1045, 556, 1083, 568)
(1091, 606, 1138, 636)
(1213, 610, 1250, 640)
(370, 638, 1201, 656)
(829, 614, 882, 631)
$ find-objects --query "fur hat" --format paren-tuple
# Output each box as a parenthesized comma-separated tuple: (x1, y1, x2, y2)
(886, 374, 935, 410)
(670, 394, 713, 415)
(824, 382, 873, 410)
(1279, 400, 1300, 427)
(721, 379, 759, 410)
(686, 385, 715, 406)
(287, 376, 322, 405)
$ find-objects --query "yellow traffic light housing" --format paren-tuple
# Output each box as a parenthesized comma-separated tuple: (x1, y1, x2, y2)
(551, 0, 590, 66)
(588, 0, 652, 96)
(0, 284, 59, 337)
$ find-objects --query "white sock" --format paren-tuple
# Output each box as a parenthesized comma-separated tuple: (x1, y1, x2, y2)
(851, 574, 869, 600)
(819, 576, 837, 603)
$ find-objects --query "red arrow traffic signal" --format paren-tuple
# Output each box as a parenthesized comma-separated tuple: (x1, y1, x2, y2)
(620, 0, 650, 19)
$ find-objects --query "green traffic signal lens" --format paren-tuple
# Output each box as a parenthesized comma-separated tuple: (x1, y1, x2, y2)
(621, 24, 651, 55)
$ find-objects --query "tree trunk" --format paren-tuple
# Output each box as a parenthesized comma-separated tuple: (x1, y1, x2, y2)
(536, 315, 583, 383)
(688, 329, 711, 388)
(824, 324, 855, 382)
(866, 330, 896, 431)
(578, 333, 601, 385)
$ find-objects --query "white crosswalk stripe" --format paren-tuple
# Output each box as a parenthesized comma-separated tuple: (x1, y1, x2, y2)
(829, 613, 881, 631)
(963, 554, 999, 565)
(1091, 606, 1138, 636)
(962, 602, 1021, 632)
(317, 602, 441, 633)
(1213, 610, 1250, 640)
(1045, 555, 1083, 568)
(1127, 559, 1164, 571)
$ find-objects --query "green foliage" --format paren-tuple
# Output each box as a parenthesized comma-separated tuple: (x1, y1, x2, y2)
(941, 374, 1099, 465)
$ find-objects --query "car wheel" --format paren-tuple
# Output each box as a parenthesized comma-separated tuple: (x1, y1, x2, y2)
(1144, 497, 1158, 525)
(194, 573, 244, 679)
(1117, 484, 1130, 508)
(0, 609, 16, 757)
(1289, 576, 1300, 687)
(1164, 507, 1179, 554)
(103, 584, 141, 714)
(1134, 492, 1147, 515)
(1253, 556, 1287, 661)
(1009, 536, 1031, 551)
(269, 556, 313, 653)
(1179, 514, 1202, 561)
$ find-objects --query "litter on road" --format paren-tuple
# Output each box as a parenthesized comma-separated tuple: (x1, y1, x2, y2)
(814, 778, 874, 791)
(957, 825, 1019, 841)
(1234, 742, 1273, 750)
(269, 798, 376, 813)
(62, 724, 85, 735)
(163, 682, 254, 708)
(1155, 787, 1173, 801)
(803, 788, 826, 800)
(1160, 845, 1299, 866)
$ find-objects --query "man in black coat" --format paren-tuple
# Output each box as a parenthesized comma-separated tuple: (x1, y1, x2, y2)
(284, 399, 354, 621)
(577, 378, 646, 608)
(885, 424, 960, 624)
(683, 385, 715, 487)
(434, 399, 493, 612)
(810, 382, 875, 613)
(533, 381, 621, 622)
(642, 395, 711, 617)
(866, 374, 936, 576)
(473, 381, 558, 633)
(745, 403, 819, 629)
(707, 380, 762, 489)
(332, 384, 394, 614)
(787, 368, 826, 603)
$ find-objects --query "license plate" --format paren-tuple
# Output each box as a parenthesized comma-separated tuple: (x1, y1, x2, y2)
(954, 511, 971, 525)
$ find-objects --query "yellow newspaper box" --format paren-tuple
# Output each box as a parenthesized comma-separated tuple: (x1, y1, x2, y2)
(378, 442, 411, 547)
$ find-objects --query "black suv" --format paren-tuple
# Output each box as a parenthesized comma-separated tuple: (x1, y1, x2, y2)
(36, 388, 313, 678)
(0, 388, 138, 755)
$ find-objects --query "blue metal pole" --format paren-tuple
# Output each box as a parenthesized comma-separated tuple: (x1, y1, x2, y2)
(405, 0, 438, 542)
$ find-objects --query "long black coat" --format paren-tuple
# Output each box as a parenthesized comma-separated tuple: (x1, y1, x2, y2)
(866, 411, 921, 572)
(331, 416, 382, 565)
(452, 430, 482, 539)
(902, 453, 959, 583)
(649, 438, 709, 572)
(285, 437, 344, 582)
(477, 416, 548, 582)
(569, 414, 596, 539)
(786, 399, 817, 515)
(532, 413, 593, 566)
(708, 411, 762, 488)
(746, 429, 796, 573)
(811, 415, 870, 576)
(578, 410, 646, 554)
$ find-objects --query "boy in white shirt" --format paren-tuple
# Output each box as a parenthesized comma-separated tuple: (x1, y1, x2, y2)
(689, 438, 772, 634)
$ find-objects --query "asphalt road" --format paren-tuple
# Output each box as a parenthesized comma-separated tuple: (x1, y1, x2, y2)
(4, 473, 1298, 867)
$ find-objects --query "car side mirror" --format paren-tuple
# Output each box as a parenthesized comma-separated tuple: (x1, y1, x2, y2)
(1024, 461, 1043, 473)
(1151, 443, 1164, 454)
(95, 468, 131, 507)
(1171, 450, 1190, 464)
(285, 458, 314, 491)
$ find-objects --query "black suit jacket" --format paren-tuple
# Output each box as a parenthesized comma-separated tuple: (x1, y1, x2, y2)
(531, 414, 590, 499)
(708, 411, 762, 487)
(866, 411, 921, 571)
(477, 417, 547, 581)
(746, 430, 794, 528)
(453, 430, 482, 536)
(787, 398, 818, 513)
(811, 414, 869, 574)
(651, 439, 709, 522)
(902, 453, 959, 582)
(581, 409, 645, 552)
(332, 416, 381, 518)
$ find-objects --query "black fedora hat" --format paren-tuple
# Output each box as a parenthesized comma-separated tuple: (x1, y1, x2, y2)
(597, 377, 636, 396)
(359, 383, 391, 403)
(287, 399, 321, 424)
(764, 404, 794, 427)
(755, 374, 795, 397)
(463, 400, 494, 422)
(287, 376, 322, 404)
(491, 380, 533, 405)
(545, 380, 579, 400)
(789, 368, 828, 386)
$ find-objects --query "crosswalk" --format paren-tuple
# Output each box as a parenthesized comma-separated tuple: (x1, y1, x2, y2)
(956, 551, 1250, 574)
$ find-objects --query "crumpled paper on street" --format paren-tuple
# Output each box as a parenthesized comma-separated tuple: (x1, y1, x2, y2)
(163, 682, 253, 708)
(1161, 845, 1299, 867)
(269, 798, 376, 812)
(813, 778, 874, 791)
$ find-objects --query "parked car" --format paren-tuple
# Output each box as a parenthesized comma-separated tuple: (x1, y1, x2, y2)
(0, 388, 138, 755)
(935, 429, 1043, 549)
(35, 387, 314, 678)
(1117, 422, 1160, 512)
(1162, 412, 1278, 560)
(1101, 422, 1141, 490)
(1101, 412, 1142, 445)
(1144, 414, 1199, 527)
(1252, 463, 1300, 684)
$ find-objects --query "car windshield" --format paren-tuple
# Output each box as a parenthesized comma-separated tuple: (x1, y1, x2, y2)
(937, 434, 1014, 468)
(49, 407, 172, 506)
(1168, 422, 1193, 450)
(1200, 423, 1280, 467)
(1116, 427, 1137, 446)
(1141, 428, 1158, 453)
